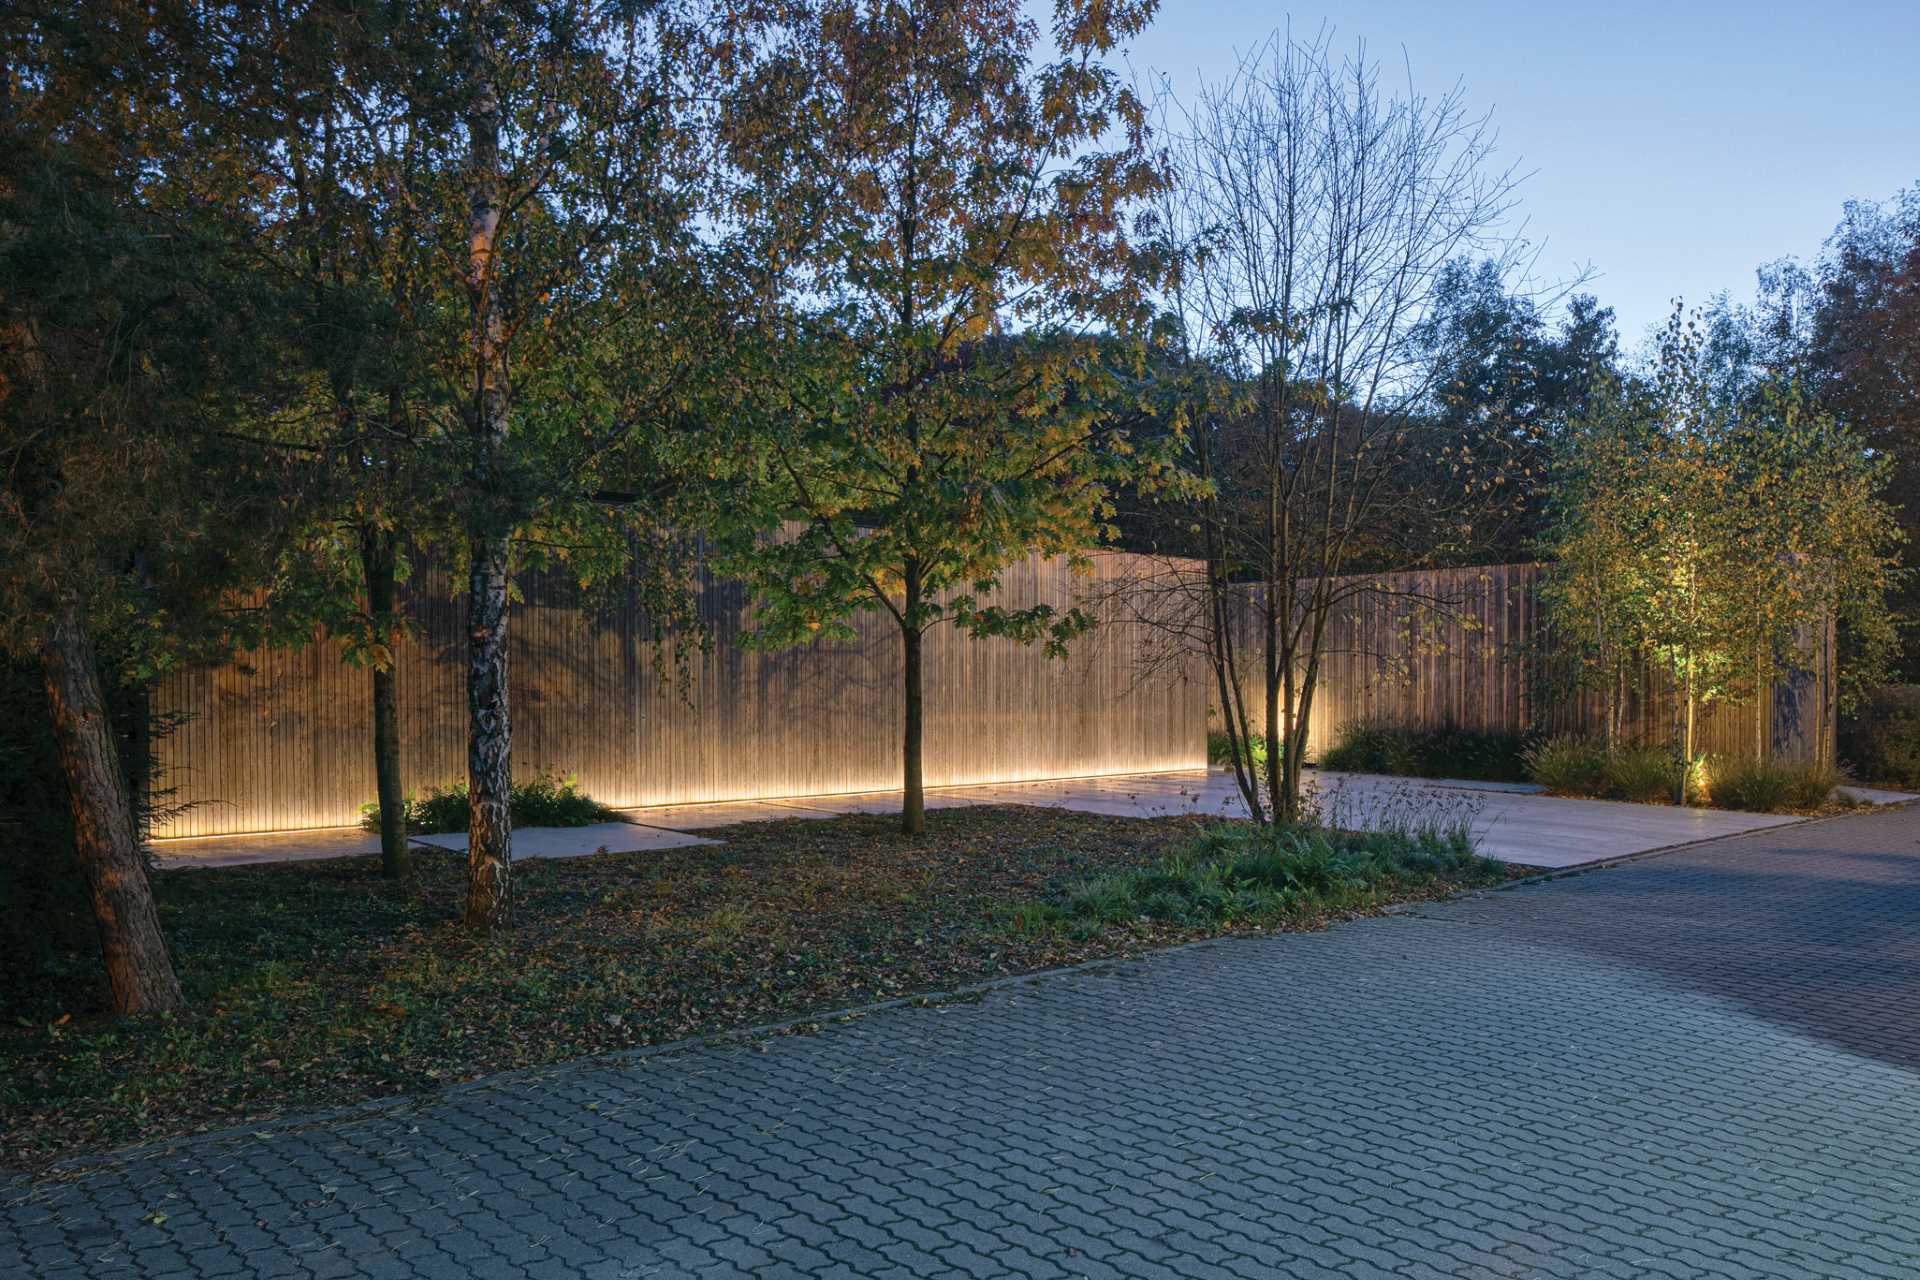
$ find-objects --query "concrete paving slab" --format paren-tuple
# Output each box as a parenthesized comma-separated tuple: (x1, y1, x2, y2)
(617, 799, 844, 830)
(1843, 783, 1919, 805)
(152, 827, 396, 870)
(926, 768, 1808, 869)
(779, 790, 982, 816)
(409, 822, 717, 859)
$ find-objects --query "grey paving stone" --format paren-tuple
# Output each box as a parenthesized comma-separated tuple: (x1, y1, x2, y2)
(7, 806, 1920, 1277)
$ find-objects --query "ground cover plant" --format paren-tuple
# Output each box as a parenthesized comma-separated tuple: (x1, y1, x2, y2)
(360, 775, 615, 836)
(1009, 820, 1503, 939)
(1320, 718, 1532, 783)
(0, 805, 1525, 1170)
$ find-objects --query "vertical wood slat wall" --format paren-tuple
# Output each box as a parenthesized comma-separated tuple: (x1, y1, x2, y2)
(1221, 563, 1832, 763)
(151, 551, 1209, 838)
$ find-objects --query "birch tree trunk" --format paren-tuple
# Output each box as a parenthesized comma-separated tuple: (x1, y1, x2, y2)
(40, 598, 184, 1014)
(463, 9, 514, 928)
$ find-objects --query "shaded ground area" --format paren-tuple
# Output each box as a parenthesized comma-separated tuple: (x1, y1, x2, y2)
(1, 807, 1502, 1168)
(5, 805, 1918, 1278)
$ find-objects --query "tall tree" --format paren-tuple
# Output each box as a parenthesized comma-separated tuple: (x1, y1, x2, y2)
(167, 0, 731, 922)
(1412, 261, 1617, 561)
(170, 0, 458, 881)
(1155, 30, 1526, 824)
(1805, 187, 1920, 677)
(432, 1, 724, 926)
(714, 0, 1167, 834)
(1541, 307, 1902, 790)
(0, 4, 296, 1010)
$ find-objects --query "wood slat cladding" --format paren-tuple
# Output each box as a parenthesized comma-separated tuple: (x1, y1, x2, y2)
(1218, 563, 1833, 764)
(151, 551, 1209, 838)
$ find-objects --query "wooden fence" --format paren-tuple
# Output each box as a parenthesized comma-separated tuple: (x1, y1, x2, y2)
(150, 551, 1209, 838)
(151, 556, 1837, 837)
(1216, 562, 1833, 763)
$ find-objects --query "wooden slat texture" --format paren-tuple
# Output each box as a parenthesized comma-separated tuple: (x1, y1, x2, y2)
(150, 551, 1209, 838)
(1219, 562, 1834, 765)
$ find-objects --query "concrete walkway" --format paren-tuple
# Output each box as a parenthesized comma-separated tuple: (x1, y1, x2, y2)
(13, 804, 1920, 1278)
(152, 769, 1914, 872)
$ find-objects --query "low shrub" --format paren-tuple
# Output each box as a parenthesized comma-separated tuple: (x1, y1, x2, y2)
(1207, 730, 1272, 772)
(1521, 734, 1611, 796)
(1526, 737, 1844, 813)
(1781, 761, 1847, 811)
(1524, 736, 1686, 804)
(1707, 757, 1846, 813)
(1014, 818, 1502, 937)
(362, 774, 615, 835)
(1605, 747, 1685, 805)
(1840, 685, 1920, 788)
(1705, 757, 1794, 813)
(1321, 718, 1531, 783)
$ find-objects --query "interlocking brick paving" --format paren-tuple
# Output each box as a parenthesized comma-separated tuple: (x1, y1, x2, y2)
(7, 805, 1920, 1278)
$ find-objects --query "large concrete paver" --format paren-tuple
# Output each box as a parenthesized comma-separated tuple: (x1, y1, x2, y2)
(409, 822, 718, 859)
(931, 769, 1814, 868)
(8, 805, 1920, 1278)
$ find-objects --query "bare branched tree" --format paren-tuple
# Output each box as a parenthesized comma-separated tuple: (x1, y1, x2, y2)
(1148, 28, 1530, 824)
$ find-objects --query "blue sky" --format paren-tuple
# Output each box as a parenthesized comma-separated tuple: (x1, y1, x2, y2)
(1082, 0, 1920, 348)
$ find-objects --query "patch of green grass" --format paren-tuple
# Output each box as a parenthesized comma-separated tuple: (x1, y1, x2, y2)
(1320, 718, 1532, 783)
(361, 773, 615, 835)
(1011, 819, 1503, 940)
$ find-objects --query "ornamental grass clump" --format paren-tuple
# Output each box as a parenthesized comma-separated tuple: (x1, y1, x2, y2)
(1707, 757, 1845, 813)
(1521, 734, 1611, 797)
(1524, 736, 1686, 804)
(1604, 747, 1685, 805)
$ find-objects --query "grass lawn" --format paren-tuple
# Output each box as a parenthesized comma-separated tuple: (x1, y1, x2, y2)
(2, 806, 1516, 1172)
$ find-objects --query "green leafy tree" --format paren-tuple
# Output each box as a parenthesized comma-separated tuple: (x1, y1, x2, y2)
(443, 0, 740, 926)
(0, 5, 299, 1011)
(1803, 188, 1920, 678)
(1151, 29, 1527, 825)
(714, 0, 1168, 833)
(1542, 306, 1902, 795)
(164, 0, 462, 881)
(167, 0, 732, 926)
(1412, 262, 1618, 562)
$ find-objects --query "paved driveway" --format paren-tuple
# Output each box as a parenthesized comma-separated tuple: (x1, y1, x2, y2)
(13, 805, 1920, 1278)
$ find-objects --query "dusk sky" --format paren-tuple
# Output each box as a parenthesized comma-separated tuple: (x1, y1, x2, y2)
(1084, 0, 1920, 349)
